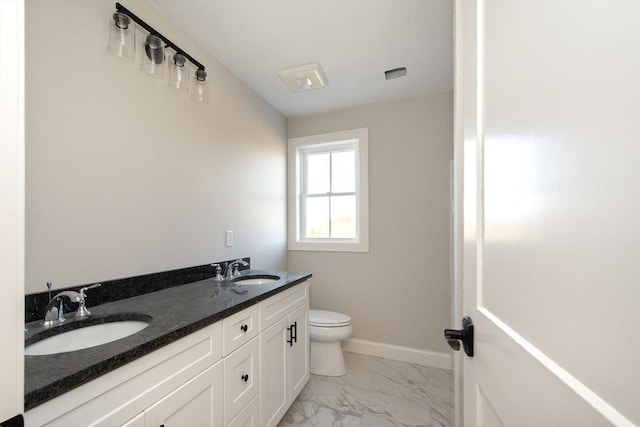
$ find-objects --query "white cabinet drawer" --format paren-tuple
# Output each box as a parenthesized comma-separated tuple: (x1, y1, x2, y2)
(222, 304, 260, 356)
(223, 337, 260, 425)
(260, 282, 308, 331)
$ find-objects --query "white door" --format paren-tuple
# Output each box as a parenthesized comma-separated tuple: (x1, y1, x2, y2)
(0, 0, 25, 424)
(454, 1, 640, 426)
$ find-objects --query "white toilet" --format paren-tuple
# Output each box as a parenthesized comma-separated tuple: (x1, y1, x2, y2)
(308, 309, 353, 376)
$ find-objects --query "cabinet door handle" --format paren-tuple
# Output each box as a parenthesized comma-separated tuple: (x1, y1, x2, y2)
(240, 324, 248, 332)
(241, 374, 249, 382)
(292, 321, 298, 343)
(286, 325, 293, 347)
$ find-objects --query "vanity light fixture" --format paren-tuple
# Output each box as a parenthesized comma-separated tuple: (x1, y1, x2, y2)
(107, 11, 135, 62)
(107, 2, 208, 102)
(168, 52, 190, 94)
(192, 69, 210, 104)
(141, 34, 165, 78)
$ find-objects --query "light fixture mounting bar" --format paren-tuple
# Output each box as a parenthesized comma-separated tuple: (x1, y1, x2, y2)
(115, 2, 205, 71)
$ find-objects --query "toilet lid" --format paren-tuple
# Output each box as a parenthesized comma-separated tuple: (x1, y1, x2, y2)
(309, 310, 352, 327)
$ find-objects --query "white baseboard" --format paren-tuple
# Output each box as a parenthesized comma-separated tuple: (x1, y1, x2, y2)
(342, 338, 452, 370)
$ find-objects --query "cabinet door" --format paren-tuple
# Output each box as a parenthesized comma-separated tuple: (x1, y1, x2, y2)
(288, 304, 309, 402)
(224, 337, 260, 425)
(227, 395, 260, 427)
(260, 317, 289, 427)
(145, 362, 223, 427)
(121, 412, 145, 427)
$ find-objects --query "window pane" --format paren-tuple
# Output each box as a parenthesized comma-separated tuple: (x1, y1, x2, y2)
(305, 196, 329, 238)
(306, 153, 330, 194)
(330, 195, 356, 238)
(331, 149, 355, 193)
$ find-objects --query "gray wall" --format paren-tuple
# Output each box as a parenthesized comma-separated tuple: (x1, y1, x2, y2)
(25, 0, 287, 293)
(288, 93, 453, 353)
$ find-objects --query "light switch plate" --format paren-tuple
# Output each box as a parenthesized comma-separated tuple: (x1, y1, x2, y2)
(225, 230, 233, 247)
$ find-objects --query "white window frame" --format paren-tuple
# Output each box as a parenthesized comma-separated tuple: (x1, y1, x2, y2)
(288, 128, 369, 252)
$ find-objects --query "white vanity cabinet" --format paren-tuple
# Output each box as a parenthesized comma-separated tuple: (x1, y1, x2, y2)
(25, 281, 310, 427)
(260, 285, 309, 427)
(25, 321, 224, 427)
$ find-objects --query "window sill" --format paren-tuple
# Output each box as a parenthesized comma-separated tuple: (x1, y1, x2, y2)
(288, 240, 369, 253)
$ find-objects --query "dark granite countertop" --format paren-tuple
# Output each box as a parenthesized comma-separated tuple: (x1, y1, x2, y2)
(24, 269, 312, 411)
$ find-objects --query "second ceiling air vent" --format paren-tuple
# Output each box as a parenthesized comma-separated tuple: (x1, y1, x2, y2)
(385, 67, 407, 80)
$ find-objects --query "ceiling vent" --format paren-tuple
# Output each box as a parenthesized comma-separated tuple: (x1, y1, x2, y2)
(385, 67, 407, 80)
(278, 63, 328, 92)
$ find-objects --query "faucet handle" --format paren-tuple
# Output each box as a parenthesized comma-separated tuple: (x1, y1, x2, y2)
(79, 283, 101, 298)
(211, 264, 224, 281)
(76, 283, 101, 318)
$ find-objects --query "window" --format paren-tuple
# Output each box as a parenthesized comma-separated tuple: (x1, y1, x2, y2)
(288, 128, 369, 252)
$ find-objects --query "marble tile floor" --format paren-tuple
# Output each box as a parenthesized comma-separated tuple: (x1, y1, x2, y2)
(278, 352, 454, 427)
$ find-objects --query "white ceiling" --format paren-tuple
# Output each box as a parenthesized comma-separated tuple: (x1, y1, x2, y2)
(151, 0, 453, 117)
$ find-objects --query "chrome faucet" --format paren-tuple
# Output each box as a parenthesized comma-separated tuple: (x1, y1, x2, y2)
(225, 259, 248, 280)
(43, 283, 101, 327)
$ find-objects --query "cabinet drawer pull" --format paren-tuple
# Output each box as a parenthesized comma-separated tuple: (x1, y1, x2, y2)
(241, 374, 249, 382)
(240, 324, 248, 332)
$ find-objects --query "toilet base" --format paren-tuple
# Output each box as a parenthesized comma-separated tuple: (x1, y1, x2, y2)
(310, 341, 347, 376)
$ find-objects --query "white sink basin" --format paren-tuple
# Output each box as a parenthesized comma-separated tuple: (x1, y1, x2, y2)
(233, 275, 280, 285)
(25, 320, 149, 356)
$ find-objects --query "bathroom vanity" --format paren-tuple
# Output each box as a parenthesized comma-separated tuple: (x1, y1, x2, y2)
(24, 270, 311, 427)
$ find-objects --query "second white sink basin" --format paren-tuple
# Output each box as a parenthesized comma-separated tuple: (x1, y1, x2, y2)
(233, 275, 280, 285)
(26, 319, 150, 356)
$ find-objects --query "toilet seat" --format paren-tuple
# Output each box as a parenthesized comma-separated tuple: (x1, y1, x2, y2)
(309, 310, 351, 328)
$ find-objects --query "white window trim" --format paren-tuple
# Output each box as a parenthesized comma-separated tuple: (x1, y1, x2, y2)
(288, 128, 369, 252)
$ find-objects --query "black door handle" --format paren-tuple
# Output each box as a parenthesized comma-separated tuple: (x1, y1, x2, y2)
(444, 316, 474, 357)
(241, 374, 249, 382)
(240, 324, 248, 332)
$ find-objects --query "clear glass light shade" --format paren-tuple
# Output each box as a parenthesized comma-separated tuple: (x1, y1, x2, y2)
(107, 12, 135, 62)
(140, 34, 165, 78)
(192, 69, 209, 104)
(168, 54, 190, 94)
